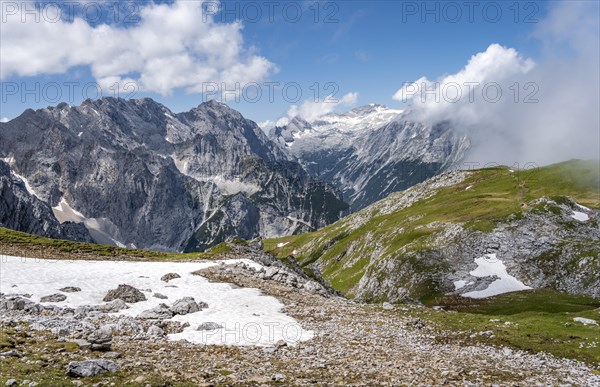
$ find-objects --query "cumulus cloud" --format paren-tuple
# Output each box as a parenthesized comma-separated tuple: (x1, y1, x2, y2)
(258, 92, 358, 130)
(288, 92, 359, 121)
(0, 117, 9, 123)
(0, 0, 275, 96)
(393, 1, 599, 166)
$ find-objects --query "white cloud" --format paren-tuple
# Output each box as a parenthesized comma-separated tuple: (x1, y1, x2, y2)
(258, 92, 358, 131)
(392, 1, 599, 166)
(0, 117, 9, 123)
(0, 1, 275, 96)
(287, 92, 359, 122)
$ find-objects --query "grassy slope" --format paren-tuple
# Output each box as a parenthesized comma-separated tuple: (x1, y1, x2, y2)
(0, 227, 231, 261)
(264, 159, 600, 297)
(416, 290, 600, 367)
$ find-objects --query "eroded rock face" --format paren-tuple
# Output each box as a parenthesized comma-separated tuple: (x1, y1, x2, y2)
(65, 359, 119, 377)
(103, 285, 146, 303)
(0, 160, 92, 242)
(0, 98, 348, 252)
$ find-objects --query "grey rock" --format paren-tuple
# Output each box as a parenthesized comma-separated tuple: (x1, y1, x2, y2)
(5, 380, 17, 387)
(59, 287, 81, 293)
(160, 273, 181, 282)
(152, 293, 168, 299)
(382, 302, 394, 310)
(40, 293, 67, 303)
(0, 349, 20, 357)
(103, 284, 146, 303)
(65, 359, 119, 377)
(96, 299, 130, 313)
(88, 326, 112, 351)
(103, 352, 122, 359)
(138, 303, 173, 320)
(197, 322, 223, 331)
(171, 297, 203, 315)
(146, 325, 164, 337)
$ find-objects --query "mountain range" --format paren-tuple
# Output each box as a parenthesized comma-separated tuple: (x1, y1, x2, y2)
(269, 104, 470, 210)
(0, 98, 348, 252)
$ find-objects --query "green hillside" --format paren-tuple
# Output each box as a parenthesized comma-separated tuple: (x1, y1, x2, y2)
(265, 160, 600, 299)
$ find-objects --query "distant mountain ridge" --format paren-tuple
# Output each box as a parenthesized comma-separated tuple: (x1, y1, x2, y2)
(0, 98, 348, 252)
(269, 105, 470, 210)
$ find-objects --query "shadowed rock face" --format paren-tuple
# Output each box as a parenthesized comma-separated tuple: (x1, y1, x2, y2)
(0, 160, 92, 242)
(0, 98, 348, 252)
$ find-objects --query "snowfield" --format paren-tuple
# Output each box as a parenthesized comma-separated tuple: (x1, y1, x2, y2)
(462, 254, 532, 298)
(0, 256, 313, 346)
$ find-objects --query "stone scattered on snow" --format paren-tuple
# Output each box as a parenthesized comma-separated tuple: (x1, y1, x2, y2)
(171, 296, 204, 315)
(161, 273, 181, 282)
(197, 322, 223, 331)
(40, 293, 67, 303)
(103, 284, 147, 303)
(138, 303, 173, 320)
(59, 287, 81, 293)
(153, 293, 168, 299)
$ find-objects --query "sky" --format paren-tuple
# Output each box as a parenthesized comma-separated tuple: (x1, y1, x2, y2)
(0, 0, 598, 164)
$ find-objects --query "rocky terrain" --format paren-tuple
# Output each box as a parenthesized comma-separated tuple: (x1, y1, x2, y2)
(0, 98, 348, 252)
(267, 160, 600, 302)
(269, 105, 470, 210)
(1, 242, 599, 386)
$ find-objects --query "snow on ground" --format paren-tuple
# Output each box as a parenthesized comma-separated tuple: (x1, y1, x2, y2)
(571, 211, 589, 222)
(276, 242, 289, 248)
(575, 203, 591, 212)
(453, 280, 467, 290)
(0, 256, 312, 346)
(462, 254, 531, 298)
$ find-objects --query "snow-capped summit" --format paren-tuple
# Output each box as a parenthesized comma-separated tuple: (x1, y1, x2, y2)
(269, 106, 469, 210)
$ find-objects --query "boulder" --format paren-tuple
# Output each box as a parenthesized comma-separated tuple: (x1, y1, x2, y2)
(197, 322, 223, 331)
(65, 359, 119, 377)
(88, 326, 113, 351)
(96, 299, 130, 313)
(59, 287, 81, 293)
(153, 293, 168, 299)
(103, 284, 146, 303)
(147, 325, 164, 337)
(171, 297, 204, 315)
(40, 293, 67, 303)
(138, 303, 173, 320)
(160, 273, 181, 282)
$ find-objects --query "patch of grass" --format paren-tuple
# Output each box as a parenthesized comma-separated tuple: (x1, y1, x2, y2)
(417, 290, 600, 366)
(0, 227, 230, 262)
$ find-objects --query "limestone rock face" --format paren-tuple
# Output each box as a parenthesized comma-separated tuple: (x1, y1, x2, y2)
(0, 98, 348, 251)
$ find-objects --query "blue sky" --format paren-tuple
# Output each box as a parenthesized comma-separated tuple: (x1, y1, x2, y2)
(0, 0, 577, 124)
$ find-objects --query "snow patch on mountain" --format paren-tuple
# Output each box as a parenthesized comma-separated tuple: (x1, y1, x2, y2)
(462, 254, 532, 298)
